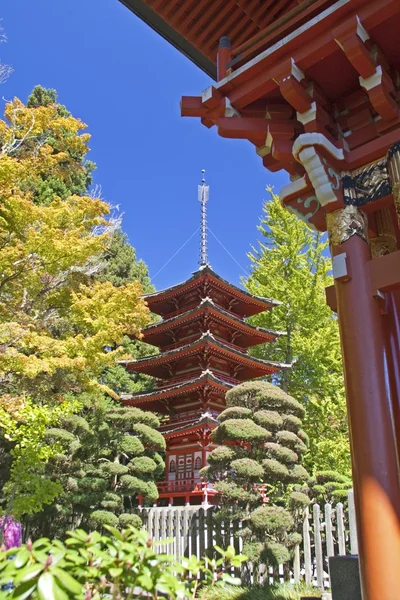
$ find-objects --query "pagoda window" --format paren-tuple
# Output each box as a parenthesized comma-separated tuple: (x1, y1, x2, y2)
(169, 459, 176, 473)
(194, 456, 202, 471)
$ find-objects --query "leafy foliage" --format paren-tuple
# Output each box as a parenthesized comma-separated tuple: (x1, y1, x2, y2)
(0, 526, 247, 600)
(244, 190, 350, 477)
(207, 381, 310, 570)
(0, 90, 152, 518)
(306, 471, 352, 505)
(24, 397, 165, 537)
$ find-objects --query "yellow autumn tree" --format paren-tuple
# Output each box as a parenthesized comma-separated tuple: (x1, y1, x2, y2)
(0, 96, 150, 516)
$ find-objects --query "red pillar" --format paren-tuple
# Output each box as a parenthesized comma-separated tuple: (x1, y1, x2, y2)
(328, 207, 400, 600)
(217, 36, 231, 81)
(383, 291, 400, 452)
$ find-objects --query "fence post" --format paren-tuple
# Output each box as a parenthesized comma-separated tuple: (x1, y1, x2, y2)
(303, 506, 312, 585)
(313, 504, 324, 590)
(325, 503, 335, 558)
(183, 507, 190, 557)
(348, 489, 358, 555)
(293, 544, 301, 584)
(336, 502, 346, 555)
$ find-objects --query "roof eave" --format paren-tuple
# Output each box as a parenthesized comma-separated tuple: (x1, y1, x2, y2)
(118, 0, 217, 79)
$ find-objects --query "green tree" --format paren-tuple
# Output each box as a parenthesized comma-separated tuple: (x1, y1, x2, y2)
(244, 191, 350, 477)
(306, 470, 352, 505)
(25, 397, 165, 538)
(203, 382, 310, 571)
(94, 230, 158, 397)
(0, 92, 151, 518)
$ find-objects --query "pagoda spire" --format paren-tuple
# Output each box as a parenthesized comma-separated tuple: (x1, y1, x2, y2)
(198, 170, 209, 267)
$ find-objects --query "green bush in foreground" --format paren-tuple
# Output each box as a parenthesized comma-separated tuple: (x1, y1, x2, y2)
(0, 526, 246, 600)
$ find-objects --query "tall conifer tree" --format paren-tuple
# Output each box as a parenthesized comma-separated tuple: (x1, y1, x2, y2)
(244, 190, 350, 476)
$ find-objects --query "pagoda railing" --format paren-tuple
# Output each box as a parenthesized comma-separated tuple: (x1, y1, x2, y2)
(158, 409, 220, 430)
(156, 478, 215, 495)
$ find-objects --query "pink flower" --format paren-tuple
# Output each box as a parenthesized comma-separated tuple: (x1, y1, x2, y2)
(0, 516, 22, 549)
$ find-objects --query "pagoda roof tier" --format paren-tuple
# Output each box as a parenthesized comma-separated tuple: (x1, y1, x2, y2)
(140, 298, 285, 349)
(143, 265, 279, 319)
(162, 413, 219, 440)
(120, 333, 287, 380)
(120, 371, 233, 406)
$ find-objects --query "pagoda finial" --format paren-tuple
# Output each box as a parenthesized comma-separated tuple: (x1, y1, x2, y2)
(198, 170, 210, 267)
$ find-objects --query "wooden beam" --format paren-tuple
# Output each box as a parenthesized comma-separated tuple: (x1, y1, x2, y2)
(179, 0, 212, 37)
(196, 4, 244, 48)
(369, 250, 400, 295)
(325, 285, 337, 312)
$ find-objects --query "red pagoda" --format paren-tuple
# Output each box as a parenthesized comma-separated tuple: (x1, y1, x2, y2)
(120, 177, 285, 506)
(117, 1, 400, 595)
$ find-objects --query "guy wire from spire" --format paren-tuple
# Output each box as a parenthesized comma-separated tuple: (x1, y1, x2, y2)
(198, 169, 210, 267)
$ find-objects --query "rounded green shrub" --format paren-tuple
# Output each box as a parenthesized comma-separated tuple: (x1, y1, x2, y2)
(253, 410, 283, 431)
(289, 465, 309, 482)
(315, 471, 351, 485)
(297, 428, 310, 446)
(107, 406, 160, 429)
(265, 442, 298, 465)
(132, 423, 166, 451)
(119, 435, 145, 455)
(213, 419, 271, 444)
(251, 506, 294, 534)
(120, 474, 146, 494)
(261, 542, 290, 566)
(225, 381, 271, 410)
(79, 477, 107, 493)
(90, 510, 119, 528)
(118, 513, 142, 528)
(262, 458, 289, 480)
(231, 458, 264, 479)
(60, 414, 90, 434)
(276, 431, 307, 453)
(129, 456, 158, 475)
(218, 406, 252, 422)
(288, 492, 311, 510)
(331, 489, 349, 501)
(286, 531, 303, 548)
(214, 481, 255, 504)
(208, 446, 236, 465)
(45, 428, 75, 443)
(282, 414, 302, 432)
(100, 462, 129, 476)
(101, 492, 122, 511)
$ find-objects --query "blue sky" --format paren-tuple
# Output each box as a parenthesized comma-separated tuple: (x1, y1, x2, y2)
(1, 0, 289, 290)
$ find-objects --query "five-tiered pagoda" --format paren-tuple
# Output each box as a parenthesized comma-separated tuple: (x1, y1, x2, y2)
(121, 175, 284, 506)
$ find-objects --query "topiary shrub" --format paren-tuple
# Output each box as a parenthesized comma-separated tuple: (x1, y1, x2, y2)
(35, 400, 164, 535)
(206, 381, 309, 571)
(208, 445, 236, 465)
(212, 419, 271, 444)
(306, 470, 352, 504)
(118, 513, 142, 528)
(90, 510, 119, 528)
(129, 456, 158, 475)
(231, 458, 264, 480)
(218, 407, 253, 422)
(253, 410, 283, 431)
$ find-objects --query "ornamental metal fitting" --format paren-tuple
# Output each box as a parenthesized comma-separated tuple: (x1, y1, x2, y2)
(326, 205, 368, 246)
(387, 141, 400, 227)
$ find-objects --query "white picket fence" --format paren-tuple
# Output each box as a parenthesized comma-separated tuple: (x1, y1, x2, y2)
(139, 490, 357, 590)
